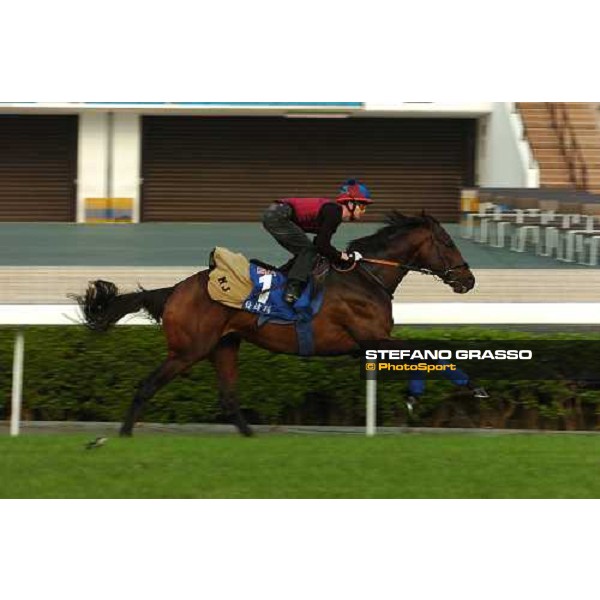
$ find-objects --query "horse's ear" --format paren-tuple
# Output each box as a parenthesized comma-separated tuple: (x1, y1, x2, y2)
(385, 211, 407, 226)
(420, 211, 435, 227)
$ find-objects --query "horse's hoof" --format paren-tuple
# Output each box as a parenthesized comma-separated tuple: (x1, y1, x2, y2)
(242, 428, 255, 438)
(119, 430, 133, 438)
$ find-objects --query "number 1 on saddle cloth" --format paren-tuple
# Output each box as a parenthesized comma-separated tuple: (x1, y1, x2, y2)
(258, 273, 273, 305)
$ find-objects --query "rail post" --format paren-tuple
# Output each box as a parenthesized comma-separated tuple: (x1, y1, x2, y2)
(10, 329, 25, 437)
(366, 365, 377, 437)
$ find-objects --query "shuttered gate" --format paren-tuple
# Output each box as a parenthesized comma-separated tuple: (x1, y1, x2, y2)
(0, 115, 78, 221)
(142, 117, 476, 223)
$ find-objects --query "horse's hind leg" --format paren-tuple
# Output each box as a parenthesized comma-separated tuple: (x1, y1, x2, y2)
(120, 356, 190, 437)
(211, 334, 253, 437)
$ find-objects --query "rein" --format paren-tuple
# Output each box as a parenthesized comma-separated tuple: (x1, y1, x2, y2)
(336, 224, 471, 297)
(362, 256, 470, 278)
(338, 256, 470, 298)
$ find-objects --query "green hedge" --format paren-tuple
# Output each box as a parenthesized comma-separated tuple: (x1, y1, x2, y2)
(2, 326, 600, 430)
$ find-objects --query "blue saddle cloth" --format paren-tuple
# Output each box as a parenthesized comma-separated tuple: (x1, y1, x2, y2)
(243, 264, 325, 356)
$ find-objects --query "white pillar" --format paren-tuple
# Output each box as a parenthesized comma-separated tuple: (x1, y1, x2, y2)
(76, 112, 109, 223)
(10, 330, 25, 437)
(479, 103, 540, 189)
(112, 113, 141, 223)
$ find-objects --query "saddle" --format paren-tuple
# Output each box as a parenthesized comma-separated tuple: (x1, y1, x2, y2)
(208, 247, 330, 307)
(207, 247, 327, 356)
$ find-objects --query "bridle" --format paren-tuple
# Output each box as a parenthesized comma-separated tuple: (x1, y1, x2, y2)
(340, 232, 470, 297)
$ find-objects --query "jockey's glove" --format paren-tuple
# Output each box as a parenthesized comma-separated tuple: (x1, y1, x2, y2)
(343, 251, 363, 266)
(337, 251, 363, 271)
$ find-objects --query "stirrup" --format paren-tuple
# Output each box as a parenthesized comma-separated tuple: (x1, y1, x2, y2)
(284, 291, 300, 305)
(284, 281, 303, 304)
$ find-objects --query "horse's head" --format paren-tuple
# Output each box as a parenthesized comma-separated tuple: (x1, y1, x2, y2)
(406, 213, 475, 294)
(350, 212, 475, 294)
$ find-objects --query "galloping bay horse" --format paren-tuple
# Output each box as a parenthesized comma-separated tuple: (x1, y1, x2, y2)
(75, 212, 475, 437)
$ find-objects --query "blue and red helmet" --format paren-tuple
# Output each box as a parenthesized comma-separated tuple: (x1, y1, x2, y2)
(336, 179, 373, 205)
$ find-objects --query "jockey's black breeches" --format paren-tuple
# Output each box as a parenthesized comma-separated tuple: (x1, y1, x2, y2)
(262, 203, 317, 283)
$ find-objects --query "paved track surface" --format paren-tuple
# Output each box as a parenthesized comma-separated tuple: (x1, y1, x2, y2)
(2, 267, 599, 303)
(0, 223, 596, 304)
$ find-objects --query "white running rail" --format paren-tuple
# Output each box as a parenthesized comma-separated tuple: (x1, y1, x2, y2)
(3, 303, 600, 437)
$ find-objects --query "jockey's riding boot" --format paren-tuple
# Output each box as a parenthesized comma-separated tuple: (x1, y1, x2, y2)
(284, 279, 304, 305)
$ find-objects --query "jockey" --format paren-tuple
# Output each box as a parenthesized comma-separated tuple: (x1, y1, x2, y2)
(263, 179, 373, 304)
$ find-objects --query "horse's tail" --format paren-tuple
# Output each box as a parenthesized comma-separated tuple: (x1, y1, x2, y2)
(71, 280, 175, 332)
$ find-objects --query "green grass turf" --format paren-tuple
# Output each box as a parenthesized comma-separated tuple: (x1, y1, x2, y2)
(2, 433, 600, 499)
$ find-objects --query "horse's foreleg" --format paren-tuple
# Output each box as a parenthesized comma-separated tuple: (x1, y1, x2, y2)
(211, 334, 253, 437)
(120, 356, 190, 437)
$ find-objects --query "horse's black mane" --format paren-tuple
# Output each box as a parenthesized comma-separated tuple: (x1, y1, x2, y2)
(348, 211, 442, 255)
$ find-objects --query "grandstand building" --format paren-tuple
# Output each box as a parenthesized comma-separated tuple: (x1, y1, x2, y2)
(0, 102, 552, 224)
